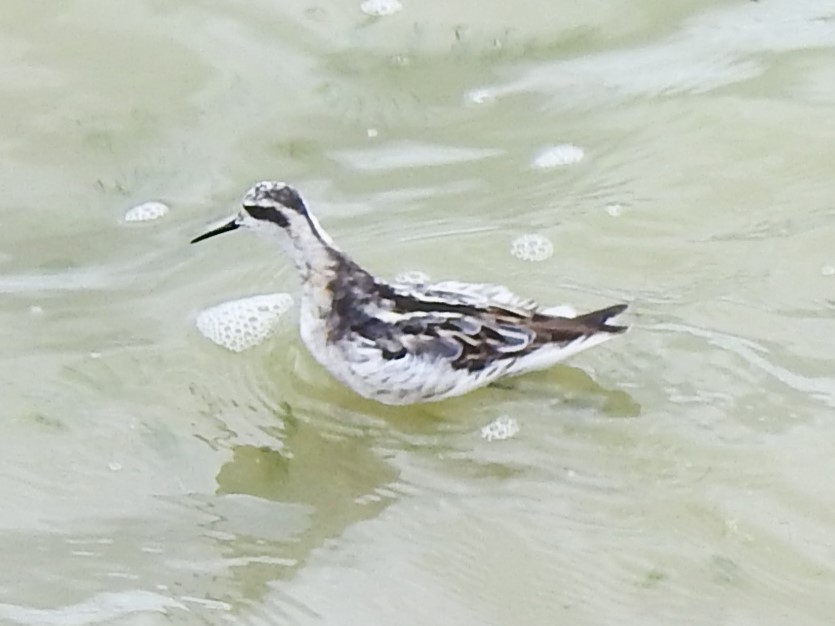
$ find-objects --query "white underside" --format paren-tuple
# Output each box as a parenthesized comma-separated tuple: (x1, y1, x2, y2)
(300, 305, 622, 405)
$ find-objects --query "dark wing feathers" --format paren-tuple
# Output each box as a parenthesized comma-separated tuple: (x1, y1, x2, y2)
(370, 290, 626, 371)
(330, 270, 627, 372)
(402, 333, 463, 361)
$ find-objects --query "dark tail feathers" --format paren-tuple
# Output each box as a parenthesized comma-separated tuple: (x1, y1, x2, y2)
(573, 303, 628, 334)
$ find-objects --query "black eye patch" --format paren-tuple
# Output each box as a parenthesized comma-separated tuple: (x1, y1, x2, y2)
(245, 205, 289, 228)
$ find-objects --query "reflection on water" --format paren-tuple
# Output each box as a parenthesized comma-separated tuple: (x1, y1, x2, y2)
(3, 0, 835, 623)
(0, 398, 401, 622)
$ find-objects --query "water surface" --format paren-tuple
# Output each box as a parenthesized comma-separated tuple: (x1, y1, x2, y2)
(2, 0, 835, 623)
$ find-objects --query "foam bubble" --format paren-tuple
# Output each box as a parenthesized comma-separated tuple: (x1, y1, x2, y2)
(481, 416, 520, 442)
(360, 0, 402, 16)
(124, 201, 169, 222)
(196, 293, 294, 352)
(511, 234, 554, 262)
(531, 144, 585, 169)
(822, 265, 834, 276)
(394, 269, 430, 284)
(605, 203, 623, 217)
(367, 128, 379, 138)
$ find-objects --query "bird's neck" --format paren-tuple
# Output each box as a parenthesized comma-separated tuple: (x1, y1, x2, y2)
(284, 213, 344, 284)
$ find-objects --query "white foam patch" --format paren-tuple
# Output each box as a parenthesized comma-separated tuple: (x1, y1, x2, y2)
(511, 234, 554, 262)
(360, 0, 402, 16)
(481, 416, 520, 442)
(531, 144, 585, 169)
(822, 265, 834, 276)
(605, 203, 623, 217)
(394, 269, 430, 284)
(124, 201, 169, 222)
(196, 293, 293, 352)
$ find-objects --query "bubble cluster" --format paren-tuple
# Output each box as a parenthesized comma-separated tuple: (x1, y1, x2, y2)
(360, 0, 402, 16)
(124, 201, 169, 222)
(481, 416, 520, 442)
(394, 269, 431, 285)
(531, 144, 585, 169)
(605, 203, 623, 217)
(196, 293, 294, 352)
(510, 234, 554, 262)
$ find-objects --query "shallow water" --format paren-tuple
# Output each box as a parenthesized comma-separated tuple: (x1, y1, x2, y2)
(3, 0, 835, 623)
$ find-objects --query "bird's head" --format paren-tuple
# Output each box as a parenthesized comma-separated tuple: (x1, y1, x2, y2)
(191, 181, 310, 244)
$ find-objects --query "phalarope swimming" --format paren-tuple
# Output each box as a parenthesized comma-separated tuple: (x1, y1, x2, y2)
(192, 181, 628, 405)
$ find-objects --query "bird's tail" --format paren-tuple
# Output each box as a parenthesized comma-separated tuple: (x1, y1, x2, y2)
(507, 303, 628, 375)
(571, 303, 628, 334)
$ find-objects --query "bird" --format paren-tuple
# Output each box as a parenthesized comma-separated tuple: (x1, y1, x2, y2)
(191, 181, 628, 405)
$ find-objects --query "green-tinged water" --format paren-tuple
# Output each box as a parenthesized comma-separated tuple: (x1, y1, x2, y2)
(2, 0, 835, 623)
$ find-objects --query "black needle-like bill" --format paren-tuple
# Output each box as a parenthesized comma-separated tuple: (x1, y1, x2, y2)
(190, 219, 239, 244)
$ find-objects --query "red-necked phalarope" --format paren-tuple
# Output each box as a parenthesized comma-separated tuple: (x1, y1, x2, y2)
(191, 181, 628, 405)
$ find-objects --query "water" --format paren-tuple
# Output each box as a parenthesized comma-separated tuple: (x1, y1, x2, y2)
(3, 0, 835, 623)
